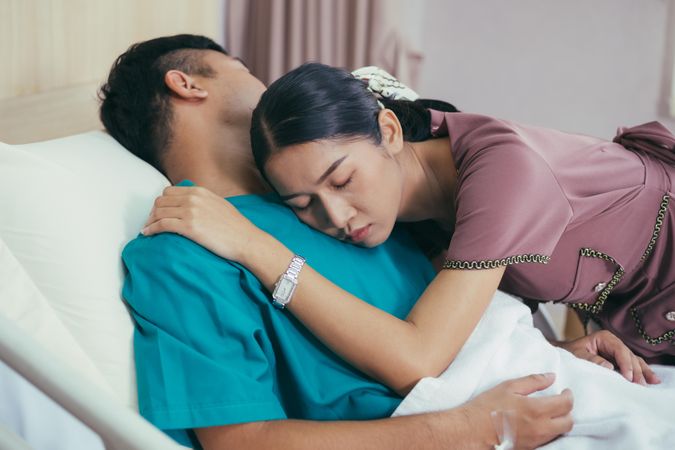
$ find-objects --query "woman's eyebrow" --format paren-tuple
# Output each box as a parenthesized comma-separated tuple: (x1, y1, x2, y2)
(316, 156, 347, 184)
(278, 156, 348, 201)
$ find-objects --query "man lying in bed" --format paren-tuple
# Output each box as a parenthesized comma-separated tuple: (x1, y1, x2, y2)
(99, 34, 572, 450)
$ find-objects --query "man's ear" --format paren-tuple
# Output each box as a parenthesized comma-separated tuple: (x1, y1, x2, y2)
(378, 109, 404, 156)
(164, 70, 209, 100)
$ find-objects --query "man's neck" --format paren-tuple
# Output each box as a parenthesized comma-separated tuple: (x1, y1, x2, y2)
(165, 122, 270, 198)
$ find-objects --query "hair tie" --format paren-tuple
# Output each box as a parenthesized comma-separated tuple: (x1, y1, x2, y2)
(351, 66, 419, 110)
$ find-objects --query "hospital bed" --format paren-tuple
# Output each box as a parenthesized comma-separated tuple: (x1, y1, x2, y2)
(0, 2, 571, 448)
(0, 119, 574, 450)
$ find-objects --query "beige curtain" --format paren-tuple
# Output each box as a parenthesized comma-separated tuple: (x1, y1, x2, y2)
(226, 0, 425, 88)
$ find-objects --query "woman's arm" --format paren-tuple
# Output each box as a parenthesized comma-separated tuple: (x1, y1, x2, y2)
(247, 231, 505, 395)
(142, 185, 503, 394)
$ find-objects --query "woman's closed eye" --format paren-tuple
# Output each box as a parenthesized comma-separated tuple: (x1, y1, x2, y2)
(291, 199, 312, 211)
(333, 175, 353, 190)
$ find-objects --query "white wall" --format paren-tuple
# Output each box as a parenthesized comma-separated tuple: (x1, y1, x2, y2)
(417, 0, 675, 137)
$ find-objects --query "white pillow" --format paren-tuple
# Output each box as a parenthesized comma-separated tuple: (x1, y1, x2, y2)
(0, 237, 110, 394)
(0, 132, 169, 408)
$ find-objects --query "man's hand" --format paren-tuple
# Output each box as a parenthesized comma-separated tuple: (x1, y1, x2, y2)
(462, 373, 573, 450)
(553, 330, 660, 385)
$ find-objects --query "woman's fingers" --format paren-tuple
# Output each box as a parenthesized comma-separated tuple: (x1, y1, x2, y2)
(141, 218, 184, 236)
(613, 351, 634, 382)
(147, 186, 209, 218)
(564, 331, 659, 386)
(639, 357, 661, 385)
(595, 331, 657, 385)
(574, 348, 614, 370)
(153, 194, 190, 209)
(147, 190, 205, 226)
(597, 332, 634, 382)
(145, 206, 188, 227)
(162, 185, 200, 196)
(630, 354, 646, 385)
(588, 354, 613, 370)
(162, 185, 216, 199)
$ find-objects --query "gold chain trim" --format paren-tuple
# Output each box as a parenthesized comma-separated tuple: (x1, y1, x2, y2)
(442, 254, 550, 270)
(631, 195, 673, 346)
(630, 307, 675, 345)
(569, 248, 625, 315)
(640, 195, 670, 262)
(571, 195, 670, 326)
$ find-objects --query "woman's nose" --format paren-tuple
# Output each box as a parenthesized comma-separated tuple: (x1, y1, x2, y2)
(322, 199, 355, 230)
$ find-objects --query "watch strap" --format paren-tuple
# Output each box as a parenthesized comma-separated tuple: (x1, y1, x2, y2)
(285, 255, 305, 280)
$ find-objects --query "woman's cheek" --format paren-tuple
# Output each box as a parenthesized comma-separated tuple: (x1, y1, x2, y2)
(298, 210, 322, 231)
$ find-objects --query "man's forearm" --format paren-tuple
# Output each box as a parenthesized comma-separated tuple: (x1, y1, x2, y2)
(196, 407, 494, 450)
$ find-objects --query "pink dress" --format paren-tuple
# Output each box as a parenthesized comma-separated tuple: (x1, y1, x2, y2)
(430, 111, 675, 363)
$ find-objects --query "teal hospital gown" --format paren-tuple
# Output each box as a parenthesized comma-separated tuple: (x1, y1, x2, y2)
(122, 191, 435, 448)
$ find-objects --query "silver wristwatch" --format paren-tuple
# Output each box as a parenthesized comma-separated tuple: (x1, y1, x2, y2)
(271, 255, 306, 309)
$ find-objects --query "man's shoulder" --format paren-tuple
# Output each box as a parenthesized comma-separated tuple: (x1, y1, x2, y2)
(122, 193, 300, 264)
(228, 193, 303, 233)
(121, 227, 267, 317)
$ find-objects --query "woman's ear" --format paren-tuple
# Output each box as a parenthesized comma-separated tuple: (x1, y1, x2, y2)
(164, 70, 209, 100)
(378, 109, 404, 155)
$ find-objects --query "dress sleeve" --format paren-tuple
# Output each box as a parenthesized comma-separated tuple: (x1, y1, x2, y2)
(444, 145, 573, 270)
(122, 233, 286, 440)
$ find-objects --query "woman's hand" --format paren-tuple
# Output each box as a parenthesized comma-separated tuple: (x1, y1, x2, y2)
(141, 185, 265, 263)
(554, 330, 660, 385)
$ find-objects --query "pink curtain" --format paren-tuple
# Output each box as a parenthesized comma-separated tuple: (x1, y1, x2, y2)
(226, 0, 424, 88)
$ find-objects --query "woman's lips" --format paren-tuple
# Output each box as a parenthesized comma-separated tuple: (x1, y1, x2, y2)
(349, 224, 371, 243)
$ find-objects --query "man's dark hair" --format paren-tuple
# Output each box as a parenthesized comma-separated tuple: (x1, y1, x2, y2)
(99, 34, 227, 172)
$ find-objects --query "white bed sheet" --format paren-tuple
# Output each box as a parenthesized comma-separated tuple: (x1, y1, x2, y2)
(394, 291, 675, 449)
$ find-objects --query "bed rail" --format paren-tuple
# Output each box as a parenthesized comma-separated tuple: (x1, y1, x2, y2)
(0, 313, 186, 450)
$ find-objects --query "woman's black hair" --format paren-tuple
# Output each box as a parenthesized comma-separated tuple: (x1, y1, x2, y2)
(250, 62, 459, 178)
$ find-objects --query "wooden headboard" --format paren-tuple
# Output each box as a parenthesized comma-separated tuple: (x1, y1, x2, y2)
(0, 0, 224, 144)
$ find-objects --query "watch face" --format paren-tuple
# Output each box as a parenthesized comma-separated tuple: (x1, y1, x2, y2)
(273, 275, 296, 304)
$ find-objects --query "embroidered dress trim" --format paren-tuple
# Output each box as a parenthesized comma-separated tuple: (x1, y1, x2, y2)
(632, 194, 674, 346)
(640, 195, 670, 262)
(442, 254, 550, 270)
(571, 195, 670, 319)
(569, 249, 625, 316)
(630, 308, 675, 346)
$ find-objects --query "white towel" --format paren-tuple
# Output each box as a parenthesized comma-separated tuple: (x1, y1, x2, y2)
(393, 291, 675, 449)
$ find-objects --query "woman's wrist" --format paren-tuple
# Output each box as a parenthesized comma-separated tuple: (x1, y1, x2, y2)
(239, 229, 296, 290)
